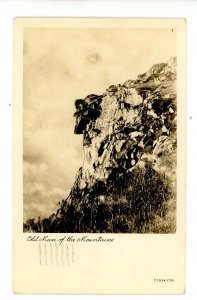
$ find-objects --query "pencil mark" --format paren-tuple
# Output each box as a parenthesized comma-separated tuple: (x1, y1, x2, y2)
(66, 244, 69, 267)
(61, 243, 64, 267)
(72, 244, 74, 264)
(38, 243, 42, 266)
(49, 243, 53, 266)
(44, 243, 47, 267)
(55, 243, 59, 266)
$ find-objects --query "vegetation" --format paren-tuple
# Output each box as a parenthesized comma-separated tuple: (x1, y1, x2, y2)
(24, 163, 176, 233)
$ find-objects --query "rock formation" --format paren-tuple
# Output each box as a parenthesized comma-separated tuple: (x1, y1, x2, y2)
(72, 56, 176, 190)
(24, 57, 177, 233)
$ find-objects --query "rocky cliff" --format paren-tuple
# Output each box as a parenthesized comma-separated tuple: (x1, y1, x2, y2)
(24, 57, 177, 233)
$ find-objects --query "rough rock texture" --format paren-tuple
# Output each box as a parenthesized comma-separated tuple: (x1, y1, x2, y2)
(73, 57, 177, 192)
(24, 57, 177, 233)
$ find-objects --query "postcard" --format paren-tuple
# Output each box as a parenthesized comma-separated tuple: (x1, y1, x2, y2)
(13, 18, 186, 294)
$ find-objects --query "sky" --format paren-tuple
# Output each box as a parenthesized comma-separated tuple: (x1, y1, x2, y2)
(23, 27, 177, 221)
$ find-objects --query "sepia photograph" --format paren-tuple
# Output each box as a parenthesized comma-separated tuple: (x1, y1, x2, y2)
(23, 25, 177, 233)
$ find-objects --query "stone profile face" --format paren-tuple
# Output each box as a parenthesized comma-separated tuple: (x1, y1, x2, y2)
(73, 57, 177, 194)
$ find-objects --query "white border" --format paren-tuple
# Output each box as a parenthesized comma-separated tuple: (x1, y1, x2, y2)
(0, 0, 196, 299)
